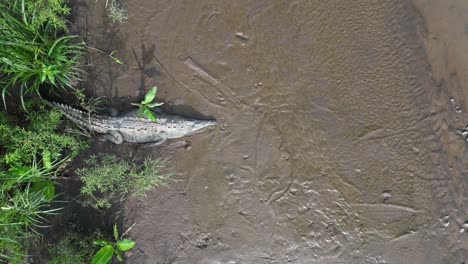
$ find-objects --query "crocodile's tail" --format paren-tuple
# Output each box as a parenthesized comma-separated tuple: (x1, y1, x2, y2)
(51, 102, 107, 133)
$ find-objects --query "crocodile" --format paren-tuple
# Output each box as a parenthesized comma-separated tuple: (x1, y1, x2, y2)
(52, 102, 216, 146)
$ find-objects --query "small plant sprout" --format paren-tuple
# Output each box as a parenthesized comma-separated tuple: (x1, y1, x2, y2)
(75, 88, 108, 114)
(85, 45, 125, 65)
(131, 86, 163, 121)
(91, 223, 136, 264)
(109, 50, 124, 65)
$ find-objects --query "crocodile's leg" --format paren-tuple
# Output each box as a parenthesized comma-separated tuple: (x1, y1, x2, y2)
(141, 137, 167, 148)
(96, 131, 124, 144)
(105, 106, 119, 117)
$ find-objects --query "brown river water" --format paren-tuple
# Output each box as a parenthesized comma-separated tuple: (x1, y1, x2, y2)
(65, 0, 468, 263)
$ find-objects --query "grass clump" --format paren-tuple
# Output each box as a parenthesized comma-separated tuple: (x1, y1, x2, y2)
(106, 0, 128, 23)
(15, 0, 71, 31)
(47, 231, 102, 264)
(75, 88, 108, 115)
(0, 0, 83, 108)
(77, 154, 168, 209)
(0, 165, 62, 263)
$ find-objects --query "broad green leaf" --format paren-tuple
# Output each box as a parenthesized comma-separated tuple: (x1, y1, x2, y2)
(91, 245, 114, 264)
(143, 108, 157, 121)
(42, 149, 52, 170)
(93, 240, 113, 246)
(40, 73, 46, 83)
(143, 86, 157, 104)
(116, 248, 123, 261)
(47, 73, 55, 85)
(6, 166, 30, 178)
(31, 180, 55, 200)
(49, 35, 78, 56)
(137, 108, 144, 118)
(112, 56, 124, 65)
(114, 223, 119, 240)
(116, 239, 136, 252)
(146, 102, 163, 108)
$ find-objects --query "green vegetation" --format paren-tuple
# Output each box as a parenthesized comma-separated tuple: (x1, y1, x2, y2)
(17, 0, 71, 31)
(0, 0, 83, 108)
(0, 162, 63, 262)
(109, 50, 125, 65)
(0, 0, 87, 261)
(0, 101, 88, 168)
(131, 86, 164, 121)
(91, 223, 136, 264)
(75, 88, 108, 115)
(77, 154, 168, 209)
(47, 224, 136, 264)
(0, 101, 86, 262)
(0, 0, 169, 262)
(47, 230, 103, 264)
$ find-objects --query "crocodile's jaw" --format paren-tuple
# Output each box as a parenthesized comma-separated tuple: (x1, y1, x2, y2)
(187, 120, 217, 135)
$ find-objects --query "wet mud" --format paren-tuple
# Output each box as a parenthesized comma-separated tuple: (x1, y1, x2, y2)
(69, 0, 468, 263)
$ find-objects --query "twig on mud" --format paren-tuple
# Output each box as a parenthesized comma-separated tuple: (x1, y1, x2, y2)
(121, 223, 136, 238)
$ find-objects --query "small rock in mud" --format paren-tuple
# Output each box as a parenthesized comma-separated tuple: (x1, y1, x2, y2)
(195, 233, 212, 249)
(439, 215, 450, 227)
(235, 32, 249, 40)
(289, 187, 298, 195)
(381, 191, 392, 202)
(463, 220, 468, 228)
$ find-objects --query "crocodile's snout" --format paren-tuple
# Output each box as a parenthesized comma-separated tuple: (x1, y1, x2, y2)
(189, 120, 216, 134)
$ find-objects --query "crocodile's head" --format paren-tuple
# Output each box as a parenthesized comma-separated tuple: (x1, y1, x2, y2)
(159, 114, 216, 139)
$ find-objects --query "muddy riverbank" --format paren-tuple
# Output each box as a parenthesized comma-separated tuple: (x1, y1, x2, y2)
(65, 0, 467, 263)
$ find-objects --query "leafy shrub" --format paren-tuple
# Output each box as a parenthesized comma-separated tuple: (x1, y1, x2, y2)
(0, 102, 88, 168)
(0, 0, 83, 108)
(77, 154, 168, 209)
